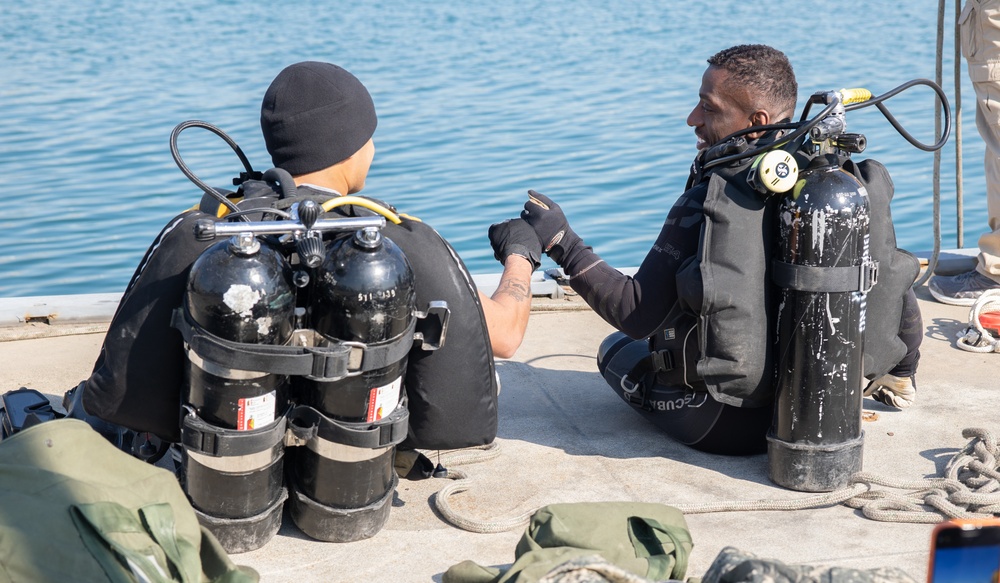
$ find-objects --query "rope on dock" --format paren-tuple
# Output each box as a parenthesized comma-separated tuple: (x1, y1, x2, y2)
(433, 428, 1000, 533)
(431, 441, 538, 534)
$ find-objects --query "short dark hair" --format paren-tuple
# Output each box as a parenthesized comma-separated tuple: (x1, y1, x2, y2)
(707, 44, 797, 119)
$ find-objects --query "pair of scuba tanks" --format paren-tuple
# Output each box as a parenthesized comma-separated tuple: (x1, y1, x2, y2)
(173, 192, 447, 552)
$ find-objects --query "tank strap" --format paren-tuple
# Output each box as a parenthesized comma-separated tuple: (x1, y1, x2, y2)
(286, 404, 409, 450)
(181, 407, 287, 457)
(772, 258, 879, 293)
(170, 308, 416, 379)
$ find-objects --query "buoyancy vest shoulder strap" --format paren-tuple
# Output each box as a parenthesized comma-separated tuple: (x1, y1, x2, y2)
(695, 168, 778, 407)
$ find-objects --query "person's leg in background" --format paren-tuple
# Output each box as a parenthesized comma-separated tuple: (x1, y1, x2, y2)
(866, 287, 922, 408)
(930, 0, 1000, 305)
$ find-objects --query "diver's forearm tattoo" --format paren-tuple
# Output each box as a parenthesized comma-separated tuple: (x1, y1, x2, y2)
(495, 278, 530, 303)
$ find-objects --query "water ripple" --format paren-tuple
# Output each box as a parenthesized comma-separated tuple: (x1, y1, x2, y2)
(0, 0, 982, 297)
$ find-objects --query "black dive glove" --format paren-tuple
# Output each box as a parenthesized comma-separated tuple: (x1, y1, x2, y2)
(488, 218, 542, 271)
(520, 190, 582, 265)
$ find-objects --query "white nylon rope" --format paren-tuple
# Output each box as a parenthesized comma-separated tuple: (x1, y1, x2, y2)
(433, 428, 1000, 533)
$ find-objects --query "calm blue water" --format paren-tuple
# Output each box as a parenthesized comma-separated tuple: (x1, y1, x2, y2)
(0, 0, 984, 298)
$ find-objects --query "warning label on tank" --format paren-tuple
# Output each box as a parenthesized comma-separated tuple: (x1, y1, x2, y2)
(237, 392, 276, 431)
(366, 377, 402, 422)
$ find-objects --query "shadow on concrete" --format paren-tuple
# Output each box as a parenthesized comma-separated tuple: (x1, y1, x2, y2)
(493, 360, 773, 488)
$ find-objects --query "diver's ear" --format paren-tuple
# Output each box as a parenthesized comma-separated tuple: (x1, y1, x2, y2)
(745, 109, 771, 139)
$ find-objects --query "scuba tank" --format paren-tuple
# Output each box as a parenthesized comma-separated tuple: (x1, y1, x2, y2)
(300, 227, 415, 422)
(183, 233, 295, 429)
(287, 226, 417, 543)
(166, 124, 447, 549)
(767, 153, 874, 492)
(178, 232, 295, 552)
(729, 84, 949, 492)
(758, 90, 875, 492)
(172, 196, 400, 550)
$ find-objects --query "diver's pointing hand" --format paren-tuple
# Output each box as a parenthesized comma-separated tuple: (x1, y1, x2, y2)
(520, 190, 580, 265)
(521, 190, 568, 253)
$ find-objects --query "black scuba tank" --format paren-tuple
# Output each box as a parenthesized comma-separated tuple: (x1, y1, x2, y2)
(300, 227, 416, 421)
(767, 153, 874, 492)
(183, 233, 296, 430)
(286, 226, 416, 543)
(179, 232, 296, 552)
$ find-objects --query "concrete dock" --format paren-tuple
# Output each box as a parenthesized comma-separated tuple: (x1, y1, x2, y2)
(1, 279, 997, 582)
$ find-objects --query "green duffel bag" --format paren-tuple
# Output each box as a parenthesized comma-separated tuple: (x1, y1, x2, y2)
(444, 502, 693, 583)
(0, 419, 258, 583)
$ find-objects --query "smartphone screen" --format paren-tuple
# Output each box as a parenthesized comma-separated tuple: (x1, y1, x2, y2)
(929, 523, 1000, 583)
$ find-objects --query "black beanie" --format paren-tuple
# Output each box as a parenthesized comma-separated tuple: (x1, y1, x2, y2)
(260, 62, 378, 176)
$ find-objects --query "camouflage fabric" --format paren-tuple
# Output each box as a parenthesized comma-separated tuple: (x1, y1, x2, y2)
(700, 547, 918, 583)
(537, 555, 683, 583)
(0, 419, 258, 583)
(443, 502, 692, 583)
(533, 547, 918, 583)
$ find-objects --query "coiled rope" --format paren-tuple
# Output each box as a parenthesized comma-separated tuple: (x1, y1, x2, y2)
(956, 290, 1000, 353)
(433, 428, 1000, 533)
(432, 442, 539, 533)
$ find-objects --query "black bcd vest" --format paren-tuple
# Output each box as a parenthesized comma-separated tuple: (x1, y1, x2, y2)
(83, 180, 498, 449)
(647, 140, 917, 408)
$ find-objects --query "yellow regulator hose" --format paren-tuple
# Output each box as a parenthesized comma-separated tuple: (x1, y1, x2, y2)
(321, 196, 403, 225)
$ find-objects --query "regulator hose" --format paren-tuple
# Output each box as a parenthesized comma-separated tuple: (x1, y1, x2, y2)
(322, 196, 403, 224)
(169, 120, 255, 220)
(701, 100, 838, 172)
(845, 78, 952, 152)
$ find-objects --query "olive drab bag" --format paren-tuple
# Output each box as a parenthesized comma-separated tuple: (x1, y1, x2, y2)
(0, 419, 257, 583)
(443, 502, 693, 583)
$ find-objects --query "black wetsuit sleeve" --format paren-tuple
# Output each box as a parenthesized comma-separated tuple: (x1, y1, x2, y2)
(558, 185, 706, 339)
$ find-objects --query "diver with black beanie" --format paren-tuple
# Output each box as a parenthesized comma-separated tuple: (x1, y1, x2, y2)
(73, 61, 543, 460)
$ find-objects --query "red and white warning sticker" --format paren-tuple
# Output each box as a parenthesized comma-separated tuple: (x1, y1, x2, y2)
(237, 391, 276, 431)
(366, 377, 402, 422)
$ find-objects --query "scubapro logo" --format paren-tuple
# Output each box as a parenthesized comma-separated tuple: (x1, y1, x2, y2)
(775, 162, 790, 179)
(645, 391, 708, 411)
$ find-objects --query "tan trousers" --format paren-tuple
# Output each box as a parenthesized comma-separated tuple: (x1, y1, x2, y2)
(961, 0, 1000, 281)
